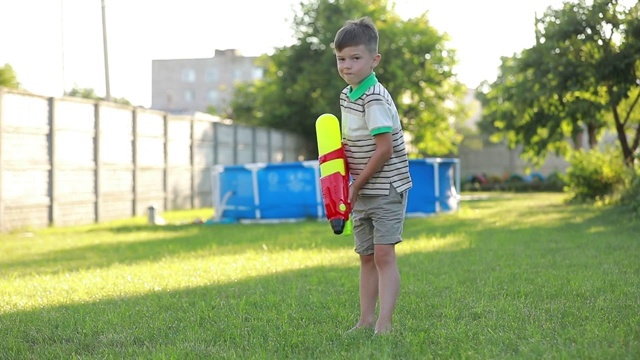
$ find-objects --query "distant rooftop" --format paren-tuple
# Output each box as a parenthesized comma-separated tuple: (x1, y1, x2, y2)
(214, 49, 243, 57)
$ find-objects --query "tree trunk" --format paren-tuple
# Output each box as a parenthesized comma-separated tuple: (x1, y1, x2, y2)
(607, 84, 634, 167)
(626, 88, 640, 156)
(572, 130, 583, 150)
(610, 105, 634, 167)
(587, 123, 598, 149)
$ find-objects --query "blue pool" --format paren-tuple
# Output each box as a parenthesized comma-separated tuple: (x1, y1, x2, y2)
(211, 158, 460, 222)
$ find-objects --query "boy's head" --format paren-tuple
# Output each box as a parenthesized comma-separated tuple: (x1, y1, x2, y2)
(334, 17, 381, 88)
(333, 17, 379, 55)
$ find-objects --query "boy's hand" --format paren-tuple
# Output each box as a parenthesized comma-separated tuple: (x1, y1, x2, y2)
(349, 182, 360, 206)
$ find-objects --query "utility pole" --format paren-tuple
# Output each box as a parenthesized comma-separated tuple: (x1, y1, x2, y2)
(60, 0, 66, 95)
(101, 0, 111, 101)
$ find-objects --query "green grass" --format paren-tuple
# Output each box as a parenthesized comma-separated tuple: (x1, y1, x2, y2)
(0, 193, 639, 359)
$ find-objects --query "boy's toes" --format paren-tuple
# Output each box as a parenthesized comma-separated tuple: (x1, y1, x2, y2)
(374, 325, 393, 336)
(344, 324, 373, 335)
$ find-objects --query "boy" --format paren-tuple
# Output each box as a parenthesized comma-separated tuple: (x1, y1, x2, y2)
(334, 17, 412, 335)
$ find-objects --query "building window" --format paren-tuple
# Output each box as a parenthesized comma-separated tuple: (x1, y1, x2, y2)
(233, 69, 243, 81)
(184, 89, 195, 103)
(182, 68, 196, 82)
(207, 90, 219, 103)
(251, 68, 263, 80)
(205, 68, 218, 82)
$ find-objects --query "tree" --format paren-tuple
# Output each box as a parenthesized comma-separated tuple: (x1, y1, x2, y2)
(66, 87, 101, 100)
(0, 64, 20, 89)
(230, 0, 466, 157)
(65, 86, 131, 105)
(478, 0, 640, 167)
(476, 48, 607, 166)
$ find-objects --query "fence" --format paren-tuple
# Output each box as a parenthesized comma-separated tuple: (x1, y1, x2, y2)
(457, 134, 571, 180)
(0, 88, 308, 232)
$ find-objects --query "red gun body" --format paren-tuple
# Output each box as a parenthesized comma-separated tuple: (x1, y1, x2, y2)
(315, 113, 351, 235)
(318, 147, 351, 234)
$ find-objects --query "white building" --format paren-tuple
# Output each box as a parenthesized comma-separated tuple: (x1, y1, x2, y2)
(151, 49, 263, 114)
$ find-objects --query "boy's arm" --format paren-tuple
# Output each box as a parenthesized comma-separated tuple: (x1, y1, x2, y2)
(349, 132, 393, 203)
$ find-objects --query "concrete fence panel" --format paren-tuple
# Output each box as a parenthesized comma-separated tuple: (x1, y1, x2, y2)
(134, 109, 167, 216)
(52, 98, 97, 226)
(0, 88, 308, 232)
(255, 128, 270, 163)
(1, 92, 51, 230)
(166, 115, 194, 211)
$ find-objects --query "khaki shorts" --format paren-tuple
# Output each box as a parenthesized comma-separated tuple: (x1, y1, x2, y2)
(352, 186, 408, 256)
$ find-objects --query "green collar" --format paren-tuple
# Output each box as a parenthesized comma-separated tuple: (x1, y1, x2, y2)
(347, 73, 378, 101)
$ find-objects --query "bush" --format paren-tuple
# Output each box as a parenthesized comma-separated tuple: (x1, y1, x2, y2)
(545, 171, 566, 189)
(564, 148, 627, 202)
(461, 172, 564, 193)
(506, 174, 525, 183)
(615, 168, 640, 218)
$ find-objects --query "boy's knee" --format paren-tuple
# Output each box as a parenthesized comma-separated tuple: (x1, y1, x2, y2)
(360, 254, 375, 266)
(373, 245, 396, 266)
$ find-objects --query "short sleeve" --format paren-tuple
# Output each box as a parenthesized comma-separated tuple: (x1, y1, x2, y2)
(364, 93, 394, 136)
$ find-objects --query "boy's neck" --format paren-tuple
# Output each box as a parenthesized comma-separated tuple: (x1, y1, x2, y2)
(348, 72, 378, 101)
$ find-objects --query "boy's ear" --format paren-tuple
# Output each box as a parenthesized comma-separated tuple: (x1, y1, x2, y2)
(373, 53, 381, 67)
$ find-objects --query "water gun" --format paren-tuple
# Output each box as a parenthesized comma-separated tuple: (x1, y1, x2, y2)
(315, 113, 352, 235)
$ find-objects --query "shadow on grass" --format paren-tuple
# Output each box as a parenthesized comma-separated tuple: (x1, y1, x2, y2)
(0, 263, 361, 359)
(2, 193, 639, 358)
(407, 193, 638, 238)
(3, 193, 637, 281)
(2, 233, 638, 359)
(0, 221, 352, 277)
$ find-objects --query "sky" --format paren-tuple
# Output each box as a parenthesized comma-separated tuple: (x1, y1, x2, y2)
(0, 0, 570, 108)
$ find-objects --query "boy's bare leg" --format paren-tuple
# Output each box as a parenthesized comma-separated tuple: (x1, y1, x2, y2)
(373, 244, 399, 334)
(353, 254, 378, 329)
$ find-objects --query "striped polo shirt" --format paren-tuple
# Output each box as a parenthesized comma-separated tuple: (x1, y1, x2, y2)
(340, 72, 412, 196)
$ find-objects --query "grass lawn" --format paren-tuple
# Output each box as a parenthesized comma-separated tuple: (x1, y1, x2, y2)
(0, 193, 638, 359)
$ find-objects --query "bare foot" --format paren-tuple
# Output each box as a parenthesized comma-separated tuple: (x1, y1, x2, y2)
(374, 324, 393, 335)
(344, 322, 374, 335)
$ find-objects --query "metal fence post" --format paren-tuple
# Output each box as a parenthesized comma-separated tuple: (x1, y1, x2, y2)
(252, 126, 257, 163)
(94, 102, 101, 222)
(0, 89, 4, 230)
(47, 97, 57, 226)
(268, 128, 273, 162)
(163, 113, 169, 211)
(233, 124, 238, 164)
(132, 108, 139, 216)
(190, 117, 196, 209)
(213, 122, 219, 165)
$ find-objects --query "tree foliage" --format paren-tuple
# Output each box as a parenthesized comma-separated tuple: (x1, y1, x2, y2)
(0, 64, 20, 89)
(65, 87, 131, 105)
(477, 0, 640, 167)
(230, 0, 466, 157)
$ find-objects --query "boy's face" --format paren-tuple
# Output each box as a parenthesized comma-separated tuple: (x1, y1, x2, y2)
(336, 45, 380, 88)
